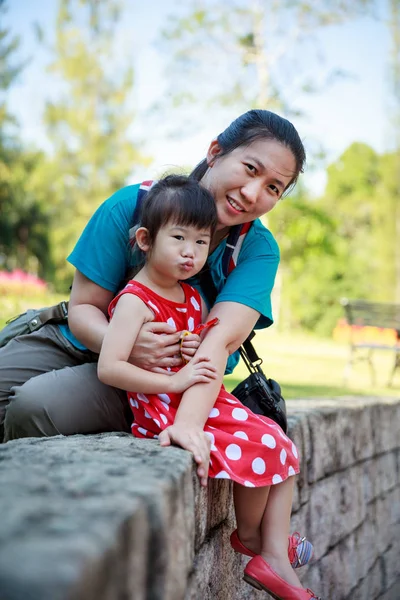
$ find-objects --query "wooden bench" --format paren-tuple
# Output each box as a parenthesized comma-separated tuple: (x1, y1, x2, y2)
(340, 298, 400, 387)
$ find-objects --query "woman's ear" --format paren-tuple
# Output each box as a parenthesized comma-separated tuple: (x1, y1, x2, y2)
(135, 227, 151, 252)
(206, 138, 222, 167)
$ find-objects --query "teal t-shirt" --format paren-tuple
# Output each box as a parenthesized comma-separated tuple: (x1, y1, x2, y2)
(62, 183, 280, 373)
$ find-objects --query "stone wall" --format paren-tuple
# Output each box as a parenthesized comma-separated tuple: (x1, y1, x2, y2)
(0, 395, 399, 600)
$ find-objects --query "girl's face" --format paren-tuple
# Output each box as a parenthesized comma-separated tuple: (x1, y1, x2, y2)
(137, 222, 211, 282)
(201, 138, 297, 230)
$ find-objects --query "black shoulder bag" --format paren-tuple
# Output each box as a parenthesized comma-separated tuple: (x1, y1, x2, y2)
(199, 266, 288, 433)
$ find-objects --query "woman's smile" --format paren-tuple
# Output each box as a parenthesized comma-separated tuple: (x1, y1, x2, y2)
(201, 138, 297, 227)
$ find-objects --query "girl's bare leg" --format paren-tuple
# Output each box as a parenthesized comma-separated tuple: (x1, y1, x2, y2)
(260, 476, 302, 587)
(233, 482, 270, 554)
(234, 477, 303, 588)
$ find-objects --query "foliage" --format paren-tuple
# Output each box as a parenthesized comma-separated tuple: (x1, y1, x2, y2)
(158, 0, 375, 126)
(267, 141, 400, 335)
(41, 0, 150, 291)
(0, 1, 53, 279)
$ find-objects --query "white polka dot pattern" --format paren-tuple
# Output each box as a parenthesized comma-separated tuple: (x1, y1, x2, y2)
(137, 393, 149, 403)
(190, 296, 201, 311)
(158, 394, 171, 404)
(215, 471, 230, 479)
(262, 433, 276, 448)
(187, 317, 194, 331)
(209, 408, 220, 418)
(148, 300, 160, 313)
(252, 457, 266, 475)
(204, 431, 217, 451)
(225, 444, 242, 461)
(233, 431, 249, 440)
(167, 317, 176, 329)
(232, 408, 248, 421)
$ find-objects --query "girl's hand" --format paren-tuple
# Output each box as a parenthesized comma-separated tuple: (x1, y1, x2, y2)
(159, 424, 211, 487)
(169, 355, 217, 393)
(180, 332, 201, 362)
(129, 321, 183, 370)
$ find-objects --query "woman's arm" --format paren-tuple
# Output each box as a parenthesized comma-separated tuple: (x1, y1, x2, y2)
(98, 294, 217, 394)
(68, 270, 186, 366)
(68, 271, 113, 354)
(159, 300, 260, 486)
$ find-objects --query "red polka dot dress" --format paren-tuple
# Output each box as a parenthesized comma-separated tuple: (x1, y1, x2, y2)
(109, 280, 300, 487)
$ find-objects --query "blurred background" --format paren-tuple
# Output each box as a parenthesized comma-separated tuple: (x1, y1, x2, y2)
(1, 0, 399, 395)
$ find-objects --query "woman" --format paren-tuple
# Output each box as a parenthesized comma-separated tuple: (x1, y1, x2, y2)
(0, 109, 305, 449)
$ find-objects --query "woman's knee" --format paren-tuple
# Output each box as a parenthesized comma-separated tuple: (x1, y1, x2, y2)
(4, 378, 60, 440)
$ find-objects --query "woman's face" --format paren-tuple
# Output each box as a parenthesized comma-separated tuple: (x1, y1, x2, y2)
(201, 138, 297, 230)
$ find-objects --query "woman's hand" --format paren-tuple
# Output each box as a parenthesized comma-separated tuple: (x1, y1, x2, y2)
(180, 332, 201, 362)
(129, 321, 183, 371)
(159, 423, 211, 487)
(169, 355, 217, 393)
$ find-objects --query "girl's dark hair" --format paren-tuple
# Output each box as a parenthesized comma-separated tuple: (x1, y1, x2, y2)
(191, 109, 306, 194)
(139, 174, 218, 245)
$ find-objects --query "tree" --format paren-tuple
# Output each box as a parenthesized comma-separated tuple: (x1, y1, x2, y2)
(388, 0, 400, 301)
(41, 0, 150, 291)
(158, 0, 374, 126)
(0, 0, 52, 278)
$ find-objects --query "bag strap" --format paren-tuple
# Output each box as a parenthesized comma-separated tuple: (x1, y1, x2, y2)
(36, 301, 69, 326)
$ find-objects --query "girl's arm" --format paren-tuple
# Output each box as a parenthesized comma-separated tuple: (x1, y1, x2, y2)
(98, 294, 216, 393)
(159, 301, 260, 487)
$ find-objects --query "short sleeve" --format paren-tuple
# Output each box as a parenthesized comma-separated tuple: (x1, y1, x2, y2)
(214, 219, 280, 329)
(67, 184, 140, 292)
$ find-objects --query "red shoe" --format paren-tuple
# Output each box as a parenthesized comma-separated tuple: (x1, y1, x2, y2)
(230, 530, 314, 569)
(244, 555, 321, 599)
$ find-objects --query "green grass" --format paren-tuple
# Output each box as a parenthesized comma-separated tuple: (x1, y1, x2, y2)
(223, 329, 400, 399)
(2, 293, 399, 398)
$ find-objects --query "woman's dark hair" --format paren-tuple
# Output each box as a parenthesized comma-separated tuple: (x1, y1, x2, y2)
(191, 109, 306, 194)
(139, 174, 218, 245)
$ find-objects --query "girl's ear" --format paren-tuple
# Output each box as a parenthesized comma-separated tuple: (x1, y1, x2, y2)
(206, 138, 222, 167)
(135, 227, 151, 252)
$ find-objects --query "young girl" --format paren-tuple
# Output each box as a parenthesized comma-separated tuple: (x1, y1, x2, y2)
(98, 175, 320, 600)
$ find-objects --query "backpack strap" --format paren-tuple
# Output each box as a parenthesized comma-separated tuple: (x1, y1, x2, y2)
(129, 180, 155, 249)
(222, 221, 253, 276)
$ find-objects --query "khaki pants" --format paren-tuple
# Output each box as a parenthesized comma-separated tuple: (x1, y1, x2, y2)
(0, 324, 131, 442)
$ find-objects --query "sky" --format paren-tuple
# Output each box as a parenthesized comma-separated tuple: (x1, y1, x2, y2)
(3, 0, 394, 196)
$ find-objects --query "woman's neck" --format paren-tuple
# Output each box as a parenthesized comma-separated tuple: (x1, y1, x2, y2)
(209, 226, 230, 254)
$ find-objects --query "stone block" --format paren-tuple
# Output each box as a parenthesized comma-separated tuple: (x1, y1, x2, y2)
(374, 488, 400, 556)
(347, 558, 384, 600)
(288, 414, 311, 511)
(370, 402, 400, 454)
(184, 523, 259, 600)
(307, 467, 367, 556)
(382, 524, 400, 591)
(0, 434, 196, 600)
